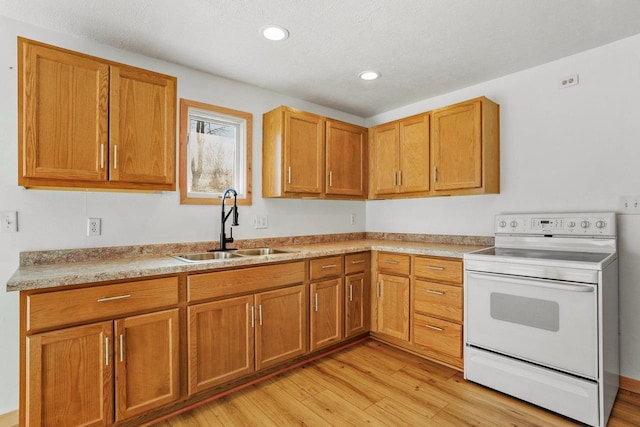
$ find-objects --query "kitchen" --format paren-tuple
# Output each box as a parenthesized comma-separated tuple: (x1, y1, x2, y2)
(1, 1, 640, 426)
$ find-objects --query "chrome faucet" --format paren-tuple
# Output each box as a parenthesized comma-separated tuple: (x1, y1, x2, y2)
(217, 188, 239, 251)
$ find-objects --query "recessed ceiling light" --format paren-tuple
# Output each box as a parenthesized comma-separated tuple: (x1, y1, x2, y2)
(359, 71, 381, 81)
(260, 25, 289, 41)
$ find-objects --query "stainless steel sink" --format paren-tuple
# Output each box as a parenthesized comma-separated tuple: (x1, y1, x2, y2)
(172, 251, 243, 262)
(234, 248, 294, 256)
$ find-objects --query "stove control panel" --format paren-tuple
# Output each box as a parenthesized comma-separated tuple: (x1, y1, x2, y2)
(495, 212, 616, 237)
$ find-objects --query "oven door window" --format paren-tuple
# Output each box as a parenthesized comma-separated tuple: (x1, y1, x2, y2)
(466, 271, 597, 379)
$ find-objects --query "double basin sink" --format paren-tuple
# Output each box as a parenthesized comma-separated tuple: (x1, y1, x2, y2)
(172, 248, 294, 263)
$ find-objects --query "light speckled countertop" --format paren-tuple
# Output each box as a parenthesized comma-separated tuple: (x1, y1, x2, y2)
(7, 239, 488, 292)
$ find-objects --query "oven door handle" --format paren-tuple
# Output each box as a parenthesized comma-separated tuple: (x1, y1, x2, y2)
(468, 271, 595, 293)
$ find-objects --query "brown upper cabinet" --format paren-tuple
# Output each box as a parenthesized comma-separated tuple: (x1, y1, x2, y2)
(18, 38, 177, 191)
(431, 96, 500, 195)
(370, 112, 430, 197)
(262, 106, 367, 199)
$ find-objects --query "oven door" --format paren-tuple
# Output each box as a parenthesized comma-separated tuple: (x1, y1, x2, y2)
(465, 270, 598, 379)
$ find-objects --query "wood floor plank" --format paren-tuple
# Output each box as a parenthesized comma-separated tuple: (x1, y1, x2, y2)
(157, 341, 640, 427)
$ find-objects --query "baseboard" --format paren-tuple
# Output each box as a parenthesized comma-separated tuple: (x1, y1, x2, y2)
(620, 375, 640, 394)
(0, 410, 18, 427)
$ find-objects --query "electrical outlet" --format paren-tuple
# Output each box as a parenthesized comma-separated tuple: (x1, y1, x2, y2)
(0, 211, 18, 233)
(254, 215, 268, 229)
(87, 218, 102, 236)
(350, 213, 356, 225)
(620, 196, 640, 214)
(559, 74, 579, 89)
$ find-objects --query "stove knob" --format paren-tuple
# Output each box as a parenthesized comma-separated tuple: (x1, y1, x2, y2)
(568, 221, 576, 228)
(510, 220, 518, 228)
(581, 220, 591, 229)
(499, 220, 507, 228)
(596, 220, 606, 229)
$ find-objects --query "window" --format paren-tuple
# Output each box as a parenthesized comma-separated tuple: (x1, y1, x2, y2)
(179, 99, 252, 205)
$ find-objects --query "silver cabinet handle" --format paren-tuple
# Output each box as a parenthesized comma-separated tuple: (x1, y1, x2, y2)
(398, 170, 402, 186)
(426, 325, 444, 332)
(351, 259, 365, 264)
(113, 145, 118, 170)
(100, 144, 105, 169)
(349, 285, 353, 302)
(97, 294, 131, 303)
(314, 293, 318, 312)
(287, 166, 291, 184)
(434, 166, 438, 182)
(329, 171, 333, 187)
(321, 264, 337, 269)
(259, 304, 263, 326)
(105, 337, 110, 366)
(426, 290, 445, 295)
(384, 260, 399, 265)
(426, 266, 444, 271)
(251, 306, 256, 328)
(376, 282, 381, 298)
(119, 334, 124, 363)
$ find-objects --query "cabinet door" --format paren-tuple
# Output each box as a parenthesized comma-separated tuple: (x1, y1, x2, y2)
(109, 64, 176, 186)
(326, 120, 367, 197)
(310, 278, 344, 351)
(376, 273, 410, 341)
(114, 308, 180, 421)
(19, 39, 109, 183)
(371, 122, 400, 195)
(432, 100, 482, 191)
(345, 273, 369, 338)
(399, 113, 430, 193)
(256, 284, 307, 370)
(187, 296, 255, 394)
(283, 109, 324, 194)
(26, 322, 113, 427)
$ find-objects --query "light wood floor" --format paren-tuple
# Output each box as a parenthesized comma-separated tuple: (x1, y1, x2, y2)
(155, 340, 640, 426)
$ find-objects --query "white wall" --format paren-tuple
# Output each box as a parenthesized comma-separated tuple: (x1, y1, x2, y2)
(366, 35, 640, 384)
(0, 16, 366, 413)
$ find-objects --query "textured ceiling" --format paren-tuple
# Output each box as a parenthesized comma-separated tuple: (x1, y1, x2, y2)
(2, 0, 640, 117)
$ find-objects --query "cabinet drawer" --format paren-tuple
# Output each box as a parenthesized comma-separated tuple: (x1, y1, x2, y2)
(413, 314, 462, 359)
(377, 252, 410, 276)
(345, 253, 368, 274)
(27, 276, 179, 332)
(310, 256, 343, 281)
(188, 261, 305, 303)
(414, 280, 462, 322)
(414, 257, 462, 284)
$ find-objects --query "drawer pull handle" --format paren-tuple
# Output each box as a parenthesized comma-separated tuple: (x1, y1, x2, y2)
(426, 325, 444, 332)
(100, 144, 105, 169)
(321, 264, 337, 269)
(314, 293, 319, 312)
(105, 337, 110, 366)
(259, 304, 263, 326)
(384, 260, 399, 265)
(97, 294, 131, 303)
(426, 266, 444, 271)
(349, 285, 353, 301)
(351, 259, 365, 264)
(426, 290, 445, 295)
(251, 306, 255, 328)
(113, 145, 118, 170)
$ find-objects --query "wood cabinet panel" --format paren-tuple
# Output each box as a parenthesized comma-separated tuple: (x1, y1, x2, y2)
(371, 122, 400, 195)
(109, 65, 176, 186)
(412, 314, 462, 359)
(414, 257, 463, 284)
(27, 277, 179, 332)
(310, 278, 343, 351)
(283, 109, 324, 195)
(114, 309, 180, 420)
(187, 261, 305, 302)
(345, 252, 368, 274)
(309, 256, 343, 281)
(187, 296, 254, 394)
(377, 252, 411, 276)
(325, 120, 367, 197)
(414, 280, 463, 322)
(255, 285, 307, 370)
(376, 273, 410, 341)
(26, 321, 113, 427)
(399, 113, 430, 193)
(345, 272, 368, 338)
(19, 39, 109, 183)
